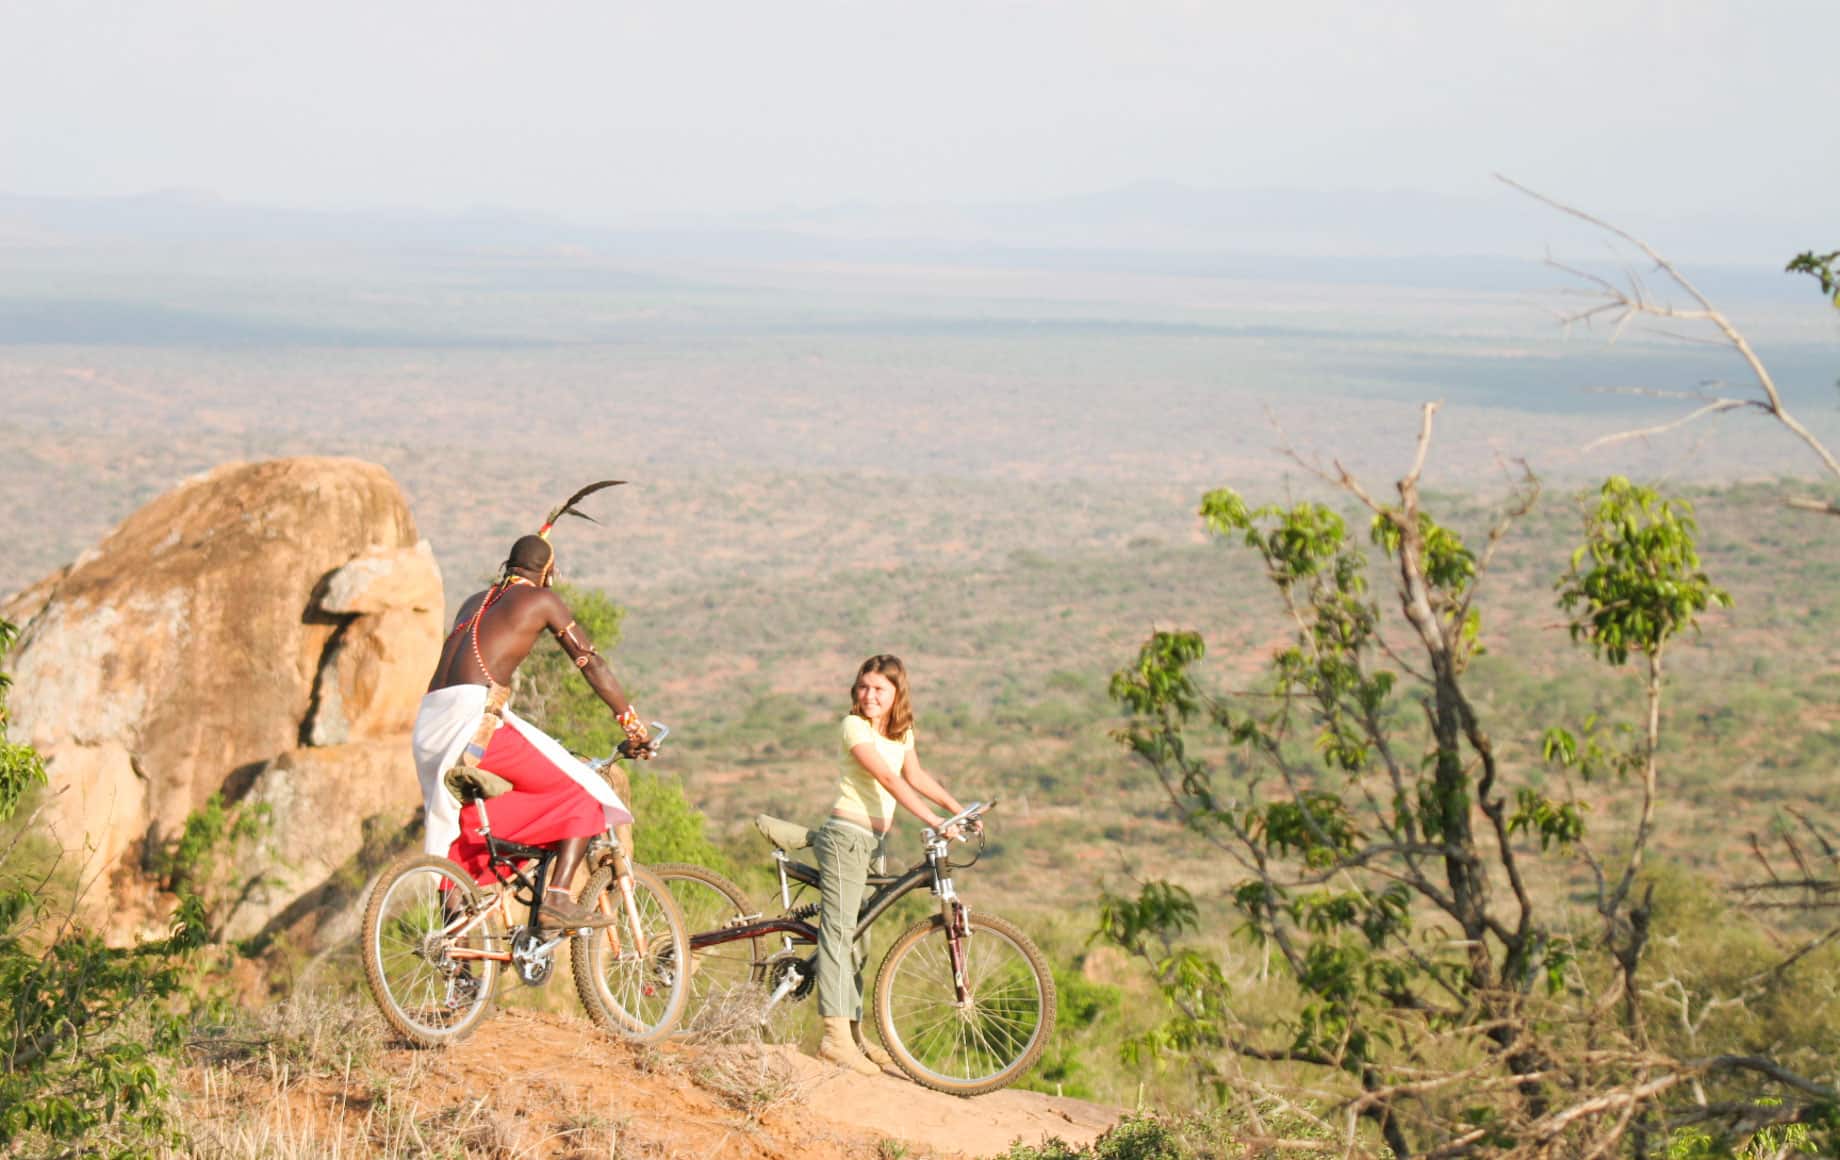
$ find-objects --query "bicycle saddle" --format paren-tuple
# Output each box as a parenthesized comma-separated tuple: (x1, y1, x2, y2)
(444, 766, 514, 804)
(755, 814, 813, 851)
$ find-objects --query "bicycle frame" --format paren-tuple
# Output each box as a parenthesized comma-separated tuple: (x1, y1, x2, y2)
(688, 824, 977, 1007)
(439, 793, 649, 968)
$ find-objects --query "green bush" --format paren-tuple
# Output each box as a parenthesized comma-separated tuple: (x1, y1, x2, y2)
(0, 617, 208, 1152)
(628, 766, 727, 869)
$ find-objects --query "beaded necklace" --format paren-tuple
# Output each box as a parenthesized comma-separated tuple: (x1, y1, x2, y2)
(463, 574, 535, 687)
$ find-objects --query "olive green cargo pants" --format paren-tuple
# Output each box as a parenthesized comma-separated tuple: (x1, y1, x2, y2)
(813, 818, 885, 1020)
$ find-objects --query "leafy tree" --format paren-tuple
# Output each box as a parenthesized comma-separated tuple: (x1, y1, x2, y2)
(1786, 250, 1840, 308)
(1103, 411, 1833, 1157)
(0, 617, 208, 1152)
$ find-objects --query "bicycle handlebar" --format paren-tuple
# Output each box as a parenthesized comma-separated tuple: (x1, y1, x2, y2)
(925, 799, 996, 842)
(587, 722, 670, 772)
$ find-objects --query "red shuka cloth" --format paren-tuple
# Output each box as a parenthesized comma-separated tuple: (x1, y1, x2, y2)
(446, 722, 606, 884)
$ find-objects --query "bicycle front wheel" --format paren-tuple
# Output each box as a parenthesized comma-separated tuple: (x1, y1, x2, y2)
(362, 852, 504, 1047)
(571, 862, 690, 1043)
(651, 863, 765, 1034)
(872, 909, 1056, 1096)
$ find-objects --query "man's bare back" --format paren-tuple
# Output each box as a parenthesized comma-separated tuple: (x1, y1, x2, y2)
(429, 571, 639, 726)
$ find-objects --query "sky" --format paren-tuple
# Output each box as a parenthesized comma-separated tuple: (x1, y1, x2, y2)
(2, 0, 1836, 231)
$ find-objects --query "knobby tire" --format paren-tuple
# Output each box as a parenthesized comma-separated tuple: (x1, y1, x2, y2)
(570, 862, 690, 1043)
(872, 909, 1056, 1096)
(649, 862, 768, 1034)
(362, 851, 504, 1047)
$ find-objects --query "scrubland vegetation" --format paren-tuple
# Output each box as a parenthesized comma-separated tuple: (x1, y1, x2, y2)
(14, 455, 1840, 1155)
(5, 226, 1840, 1154)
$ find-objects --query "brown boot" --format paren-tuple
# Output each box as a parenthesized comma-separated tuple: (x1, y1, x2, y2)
(539, 887, 616, 932)
(818, 1016, 880, 1077)
(852, 1020, 894, 1068)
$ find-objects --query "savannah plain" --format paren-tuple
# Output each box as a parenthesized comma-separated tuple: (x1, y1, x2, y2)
(4, 201, 1840, 1148)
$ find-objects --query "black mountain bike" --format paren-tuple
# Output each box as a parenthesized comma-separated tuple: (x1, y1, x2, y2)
(362, 732, 690, 1046)
(654, 801, 1055, 1096)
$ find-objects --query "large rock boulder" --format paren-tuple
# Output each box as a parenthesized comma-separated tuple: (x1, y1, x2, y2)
(2, 457, 442, 941)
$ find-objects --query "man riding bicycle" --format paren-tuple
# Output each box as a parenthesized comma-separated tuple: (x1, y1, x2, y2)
(410, 481, 654, 930)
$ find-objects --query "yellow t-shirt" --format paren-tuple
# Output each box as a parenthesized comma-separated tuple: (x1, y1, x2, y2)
(833, 714, 914, 829)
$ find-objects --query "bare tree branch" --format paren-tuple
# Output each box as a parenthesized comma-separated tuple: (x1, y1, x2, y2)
(1499, 173, 1840, 500)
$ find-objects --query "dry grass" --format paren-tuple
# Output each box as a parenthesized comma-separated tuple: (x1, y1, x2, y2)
(676, 983, 805, 1121)
(691, 1044, 803, 1123)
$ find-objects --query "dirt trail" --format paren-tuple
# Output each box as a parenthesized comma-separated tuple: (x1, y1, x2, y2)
(187, 1008, 1123, 1158)
(767, 1043, 1120, 1157)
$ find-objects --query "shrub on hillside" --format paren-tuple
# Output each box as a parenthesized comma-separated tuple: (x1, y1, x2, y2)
(0, 617, 208, 1153)
(1105, 454, 1837, 1155)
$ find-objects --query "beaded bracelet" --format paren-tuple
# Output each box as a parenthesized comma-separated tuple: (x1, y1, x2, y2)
(617, 706, 650, 745)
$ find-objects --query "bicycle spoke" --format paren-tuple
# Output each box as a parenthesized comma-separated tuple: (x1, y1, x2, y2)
(877, 913, 1053, 1093)
(364, 856, 501, 1045)
(572, 865, 689, 1042)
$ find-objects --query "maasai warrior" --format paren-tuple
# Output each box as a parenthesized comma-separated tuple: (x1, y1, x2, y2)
(410, 481, 655, 930)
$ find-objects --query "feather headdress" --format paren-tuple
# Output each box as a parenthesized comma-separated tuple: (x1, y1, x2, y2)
(538, 479, 625, 539)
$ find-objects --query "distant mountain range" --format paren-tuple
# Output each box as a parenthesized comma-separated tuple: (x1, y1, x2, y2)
(0, 183, 1822, 292)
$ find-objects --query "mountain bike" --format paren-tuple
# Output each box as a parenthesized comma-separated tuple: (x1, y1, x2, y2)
(362, 729, 689, 1047)
(654, 801, 1055, 1096)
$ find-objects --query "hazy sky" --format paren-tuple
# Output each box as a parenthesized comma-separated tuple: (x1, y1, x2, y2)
(3, 0, 1835, 227)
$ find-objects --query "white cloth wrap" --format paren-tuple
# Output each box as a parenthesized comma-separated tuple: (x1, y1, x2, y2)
(412, 684, 634, 858)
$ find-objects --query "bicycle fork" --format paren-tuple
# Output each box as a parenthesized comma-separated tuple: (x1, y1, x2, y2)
(935, 865, 974, 1007)
(592, 845, 651, 962)
(944, 901, 974, 1006)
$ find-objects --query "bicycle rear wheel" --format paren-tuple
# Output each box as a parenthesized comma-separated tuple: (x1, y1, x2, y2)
(872, 909, 1056, 1096)
(362, 852, 504, 1047)
(650, 863, 765, 1034)
(571, 862, 690, 1042)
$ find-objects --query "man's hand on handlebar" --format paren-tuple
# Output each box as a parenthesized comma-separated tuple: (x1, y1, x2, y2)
(615, 722, 669, 762)
(617, 737, 658, 761)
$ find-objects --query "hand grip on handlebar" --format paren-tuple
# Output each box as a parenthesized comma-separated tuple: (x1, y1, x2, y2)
(926, 799, 994, 842)
(594, 723, 670, 770)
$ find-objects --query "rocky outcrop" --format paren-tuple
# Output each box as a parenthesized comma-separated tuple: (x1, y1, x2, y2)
(3, 457, 442, 941)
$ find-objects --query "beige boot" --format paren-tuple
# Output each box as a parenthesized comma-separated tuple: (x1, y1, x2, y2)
(818, 1016, 880, 1077)
(852, 1020, 894, 1068)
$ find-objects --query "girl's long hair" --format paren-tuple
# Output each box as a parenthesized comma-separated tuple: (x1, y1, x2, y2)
(852, 654, 914, 740)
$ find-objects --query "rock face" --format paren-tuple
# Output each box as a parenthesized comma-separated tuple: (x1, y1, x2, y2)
(3, 457, 442, 941)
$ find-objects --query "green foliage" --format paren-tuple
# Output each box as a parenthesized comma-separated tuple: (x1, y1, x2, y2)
(1017, 963, 1126, 1100)
(0, 619, 46, 825)
(625, 767, 726, 868)
(1665, 1099, 1825, 1159)
(149, 792, 273, 940)
(1507, 786, 1585, 851)
(0, 617, 207, 1152)
(1557, 477, 1731, 666)
(1101, 470, 1824, 1153)
(1786, 249, 1840, 308)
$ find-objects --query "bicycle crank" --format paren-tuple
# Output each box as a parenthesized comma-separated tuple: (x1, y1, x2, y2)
(760, 950, 816, 1018)
(510, 928, 559, 986)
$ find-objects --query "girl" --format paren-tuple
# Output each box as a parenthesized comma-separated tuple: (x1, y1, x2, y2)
(814, 654, 971, 1076)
